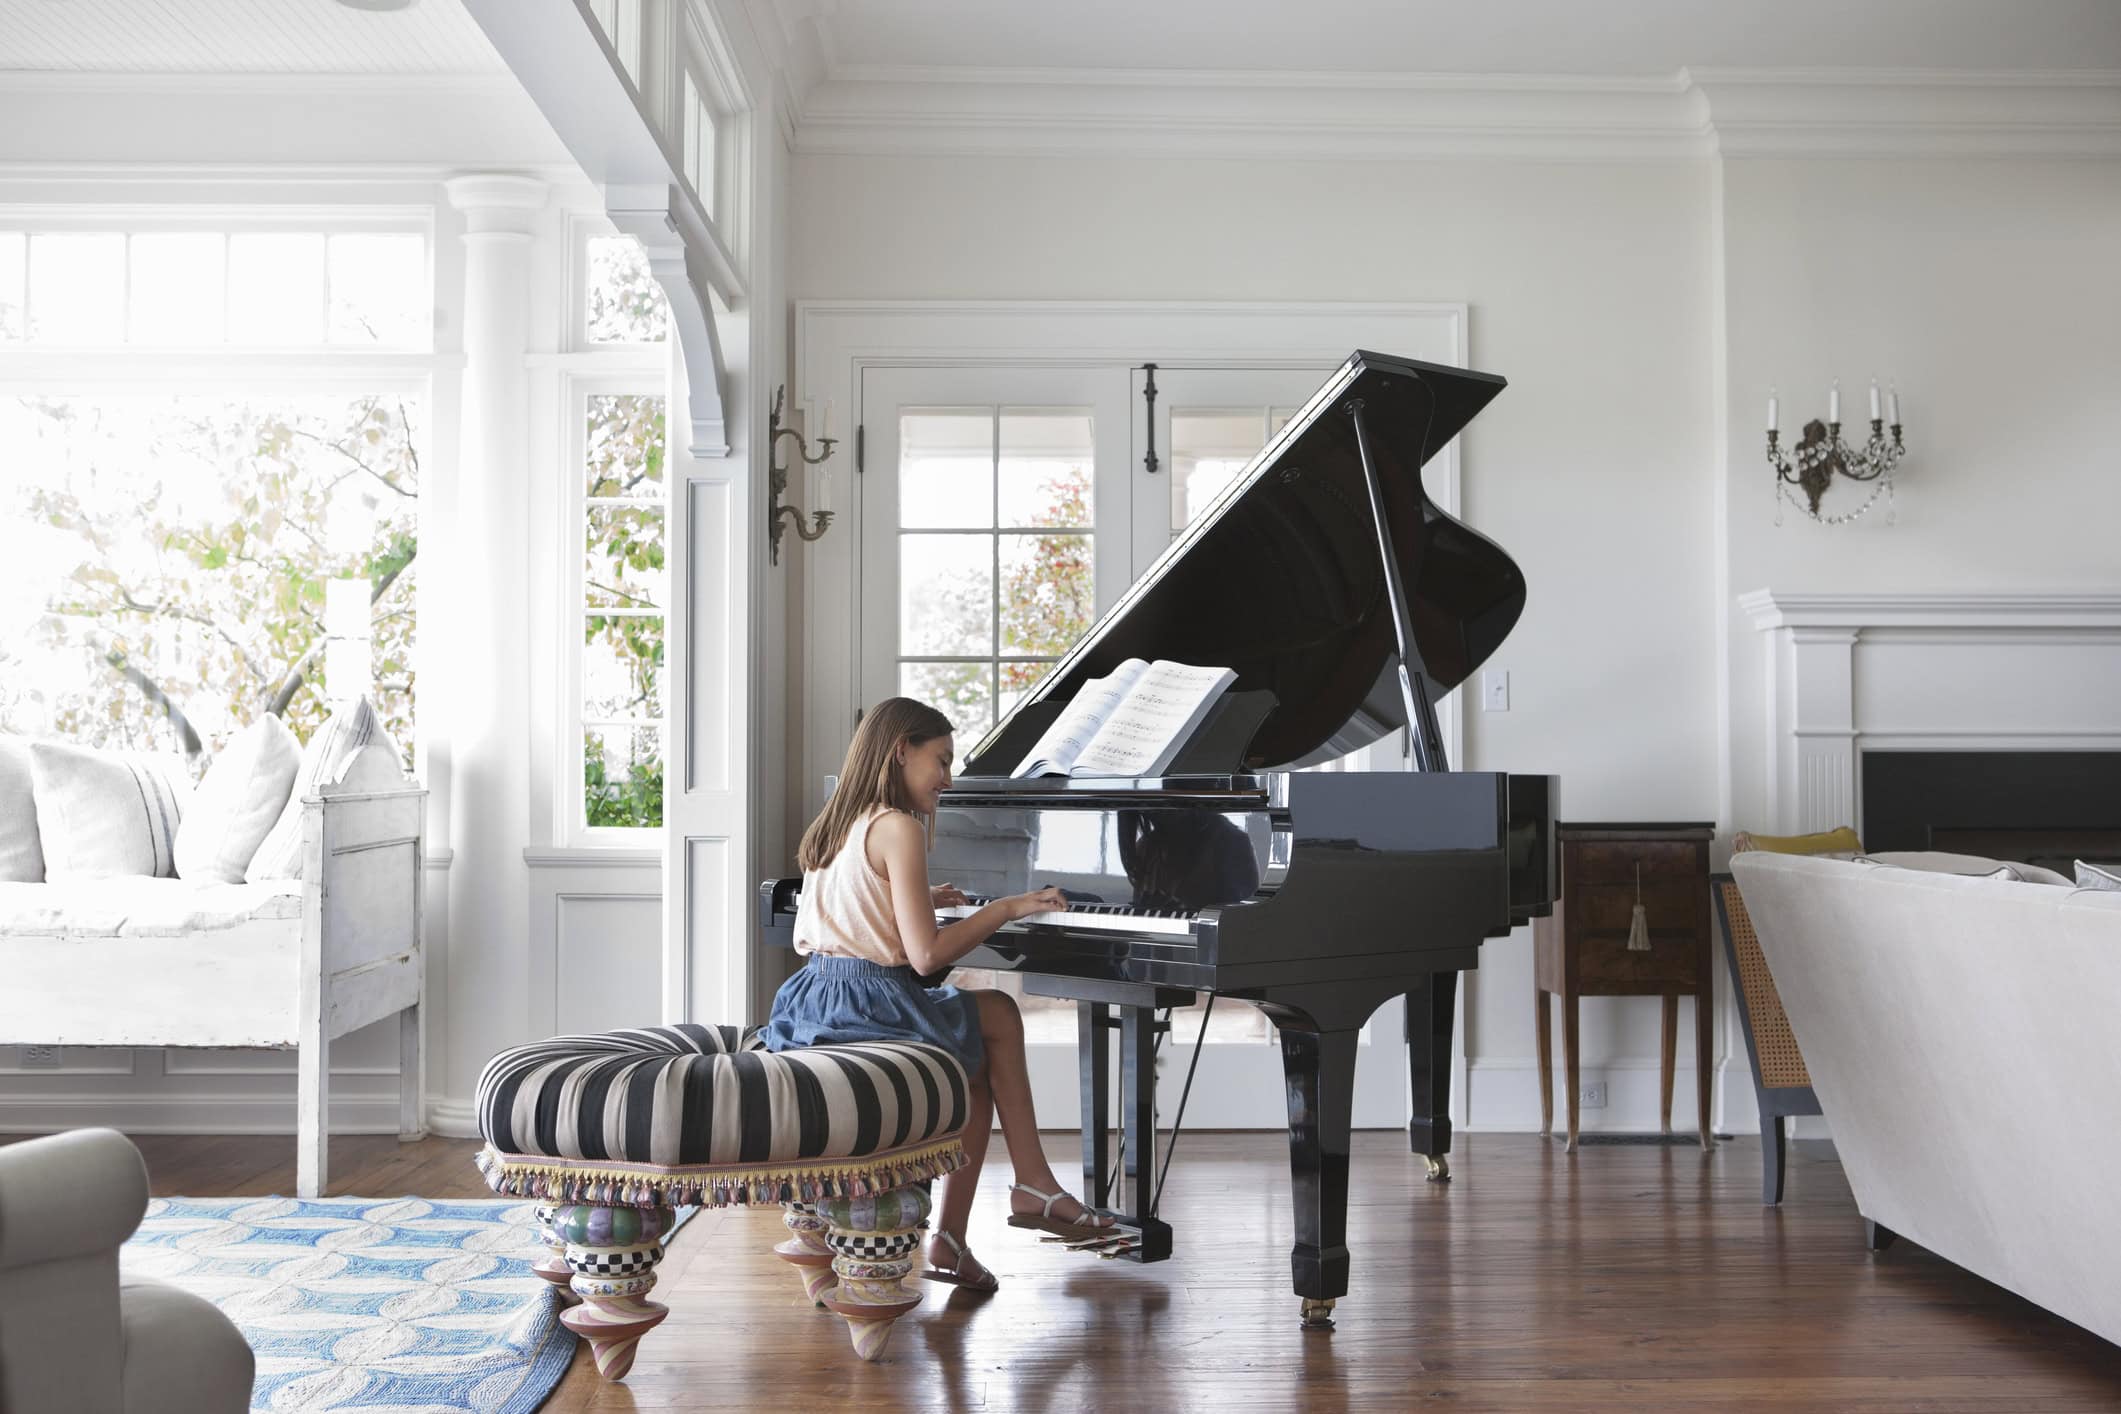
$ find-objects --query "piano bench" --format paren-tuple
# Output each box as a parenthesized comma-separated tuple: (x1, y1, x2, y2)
(474, 1024, 971, 1368)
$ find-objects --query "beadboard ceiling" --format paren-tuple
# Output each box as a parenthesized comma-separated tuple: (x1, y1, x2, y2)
(0, 0, 505, 73)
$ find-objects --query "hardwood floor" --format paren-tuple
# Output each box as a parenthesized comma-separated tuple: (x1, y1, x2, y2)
(22, 1128, 2121, 1410)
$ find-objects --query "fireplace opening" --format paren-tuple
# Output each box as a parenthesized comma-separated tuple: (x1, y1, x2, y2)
(1861, 751, 2121, 876)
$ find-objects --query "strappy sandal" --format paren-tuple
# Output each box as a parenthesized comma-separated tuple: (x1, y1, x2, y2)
(922, 1230, 999, 1292)
(1006, 1182, 1120, 1239)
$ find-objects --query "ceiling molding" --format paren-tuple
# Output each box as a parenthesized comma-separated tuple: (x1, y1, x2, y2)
(782, 64, 2121, 161)
(1689, 68, 2121, 157)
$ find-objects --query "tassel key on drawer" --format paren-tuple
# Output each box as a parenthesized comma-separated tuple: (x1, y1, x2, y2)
(1626, 863, 1651, 951)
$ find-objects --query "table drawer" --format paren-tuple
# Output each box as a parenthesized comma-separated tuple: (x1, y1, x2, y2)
(1567, 881, 1702, 987)
(1566, 840, 1701, 886)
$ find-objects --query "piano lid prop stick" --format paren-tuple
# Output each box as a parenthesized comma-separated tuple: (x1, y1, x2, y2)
(1345, 392, 1450, 773)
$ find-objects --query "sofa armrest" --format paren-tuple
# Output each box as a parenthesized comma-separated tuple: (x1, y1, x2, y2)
(0, 1127, 150, 1271)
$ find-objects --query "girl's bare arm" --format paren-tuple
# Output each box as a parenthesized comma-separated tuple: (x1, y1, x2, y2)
(872, 811, 1063, 975)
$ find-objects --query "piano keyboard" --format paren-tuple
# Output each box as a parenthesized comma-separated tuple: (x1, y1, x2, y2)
(935, 899, 1198, 937)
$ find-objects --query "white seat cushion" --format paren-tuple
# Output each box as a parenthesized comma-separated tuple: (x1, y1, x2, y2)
(0, 738, 42, 882)
(0, 878, 303, 937)
(174, 716, 299, 885)
(29, 743, 191, 880)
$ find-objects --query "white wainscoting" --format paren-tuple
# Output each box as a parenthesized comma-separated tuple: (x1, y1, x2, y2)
(525, 849, 665, 1039)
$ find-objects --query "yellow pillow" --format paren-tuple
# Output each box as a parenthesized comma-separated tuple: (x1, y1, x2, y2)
(1732, 826, 1862, 856)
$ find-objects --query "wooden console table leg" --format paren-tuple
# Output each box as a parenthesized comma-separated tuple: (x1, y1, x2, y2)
(1695, 986, 1713, 1150)
(1534, 987, 1553, 1137)
(1562, 988, 1580, 1152)
(1660, 994, 1678, 1135)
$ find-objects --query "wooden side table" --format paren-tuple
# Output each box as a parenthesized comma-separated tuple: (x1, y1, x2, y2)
(1534, 822, 1715, 1151)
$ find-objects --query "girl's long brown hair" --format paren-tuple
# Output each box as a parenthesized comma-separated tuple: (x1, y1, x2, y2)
(796, 697, 955, 872)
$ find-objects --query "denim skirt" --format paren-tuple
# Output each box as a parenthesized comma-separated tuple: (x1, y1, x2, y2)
(760, 953, 985, 1071)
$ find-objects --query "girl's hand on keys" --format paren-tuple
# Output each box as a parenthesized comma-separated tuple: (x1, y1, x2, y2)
(1007, 886, 1068, 921)
(931, 882, 970, 909)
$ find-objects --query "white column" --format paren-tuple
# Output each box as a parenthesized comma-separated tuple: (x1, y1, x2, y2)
(442, 174, 546, 1104)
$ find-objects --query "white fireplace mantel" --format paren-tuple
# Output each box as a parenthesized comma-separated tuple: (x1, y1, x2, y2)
(1741, 590, 2121, 834)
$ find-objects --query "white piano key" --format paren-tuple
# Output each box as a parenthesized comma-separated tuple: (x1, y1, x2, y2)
(933, 903, 1196, 937)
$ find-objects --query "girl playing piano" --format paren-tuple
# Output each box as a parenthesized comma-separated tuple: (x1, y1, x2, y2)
(762, 696, 1119, 1292)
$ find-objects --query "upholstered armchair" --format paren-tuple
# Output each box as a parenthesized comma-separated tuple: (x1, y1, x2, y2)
(1713, 826, 1860, 1204)
(0, 1128, 254, 1414)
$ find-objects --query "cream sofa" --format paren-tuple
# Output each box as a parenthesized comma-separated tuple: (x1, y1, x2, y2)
(1731, 851, 2121, 1347)
(0, 1128, 254, 1413)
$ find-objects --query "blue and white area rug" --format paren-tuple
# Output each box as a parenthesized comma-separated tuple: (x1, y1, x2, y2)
(121, 1196, 660, 1413)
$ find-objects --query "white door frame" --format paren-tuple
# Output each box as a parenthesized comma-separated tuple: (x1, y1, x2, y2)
(794, 301, 1475, 1128)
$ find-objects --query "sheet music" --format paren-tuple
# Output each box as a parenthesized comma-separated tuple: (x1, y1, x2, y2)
(1010, 658, 1151, 778)
(1059, 660, 1239, 778)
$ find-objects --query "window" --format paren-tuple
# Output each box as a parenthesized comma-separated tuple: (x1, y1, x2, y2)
(896, 408, 1096, 738)
(583, 234, 670, 346)
(0, 220, 430, 773)
(587, 0, 643, 88)
(0, 228, 426, 349)
(681, 72, 718, 219)
(580, 389, 666, 829)
(569, 231, 671, 834)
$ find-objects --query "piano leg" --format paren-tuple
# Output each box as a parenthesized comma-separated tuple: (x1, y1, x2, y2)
(1078, 1002, 1111, 1207)
(1274, 1023, 1359, 1331)
(1120, 1005, 1158, 1221)
(1404, 971, 1457, 1182)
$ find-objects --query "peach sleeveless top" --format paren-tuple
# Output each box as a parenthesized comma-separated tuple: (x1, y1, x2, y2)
(793, 806, 911, 965)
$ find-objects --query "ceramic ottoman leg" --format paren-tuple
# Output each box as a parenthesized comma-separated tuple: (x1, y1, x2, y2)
(816, 1186, 931, 1361)
(554, 1203, 678, 1379)
(532, 1203, 578, 1301)
(775, 1201, 837, 1306)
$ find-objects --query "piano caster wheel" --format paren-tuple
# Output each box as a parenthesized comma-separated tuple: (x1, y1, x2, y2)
(1423, 1155, 1451, 1183)
(1300, 1298, 1337, 1330)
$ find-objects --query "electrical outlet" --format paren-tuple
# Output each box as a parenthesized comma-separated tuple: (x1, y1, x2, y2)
(20, 1045, 61, 1070)
(1579, 1080, 1608, 1110)
(1481, 669, 1510, 713)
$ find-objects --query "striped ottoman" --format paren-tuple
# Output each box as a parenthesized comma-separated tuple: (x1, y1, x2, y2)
(475, 1024, 969, 1369)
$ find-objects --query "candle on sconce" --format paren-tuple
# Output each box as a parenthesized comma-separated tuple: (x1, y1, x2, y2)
(821, 398, 834, 443)
(818, 464, 832, 515)
(1869, 380, 1881, 422)
(1888, 387, 1900, 426)
(1828, 381, 1841, 424)
(1767, 389, 1779, 434)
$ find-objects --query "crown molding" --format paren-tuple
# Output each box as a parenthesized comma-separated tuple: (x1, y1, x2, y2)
(1691, 67, 2121, 157)
(782, 63, 2121, 162)
(1740, 590, 2121, 631)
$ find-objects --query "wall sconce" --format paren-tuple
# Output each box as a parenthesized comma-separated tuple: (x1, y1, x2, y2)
(768, 384, 835, 566)
(1766, 379, 1906, 525)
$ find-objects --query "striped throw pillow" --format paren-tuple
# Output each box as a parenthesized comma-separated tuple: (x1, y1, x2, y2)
(245, 698, 399, 882)
(28, 741, 191, 879)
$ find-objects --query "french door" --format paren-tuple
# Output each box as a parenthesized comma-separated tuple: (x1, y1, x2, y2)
(859, 361, 1442, 1129)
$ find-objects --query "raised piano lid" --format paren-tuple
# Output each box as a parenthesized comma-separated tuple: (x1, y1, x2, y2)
(960, 350, 1524, 778)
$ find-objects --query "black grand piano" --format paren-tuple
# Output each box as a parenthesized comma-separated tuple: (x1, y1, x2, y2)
(763, 349, 1557, 1328)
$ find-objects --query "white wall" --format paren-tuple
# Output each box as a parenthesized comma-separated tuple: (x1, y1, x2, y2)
(1722, 155, 2121, 840)
(786, 153, 1728, 1131)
